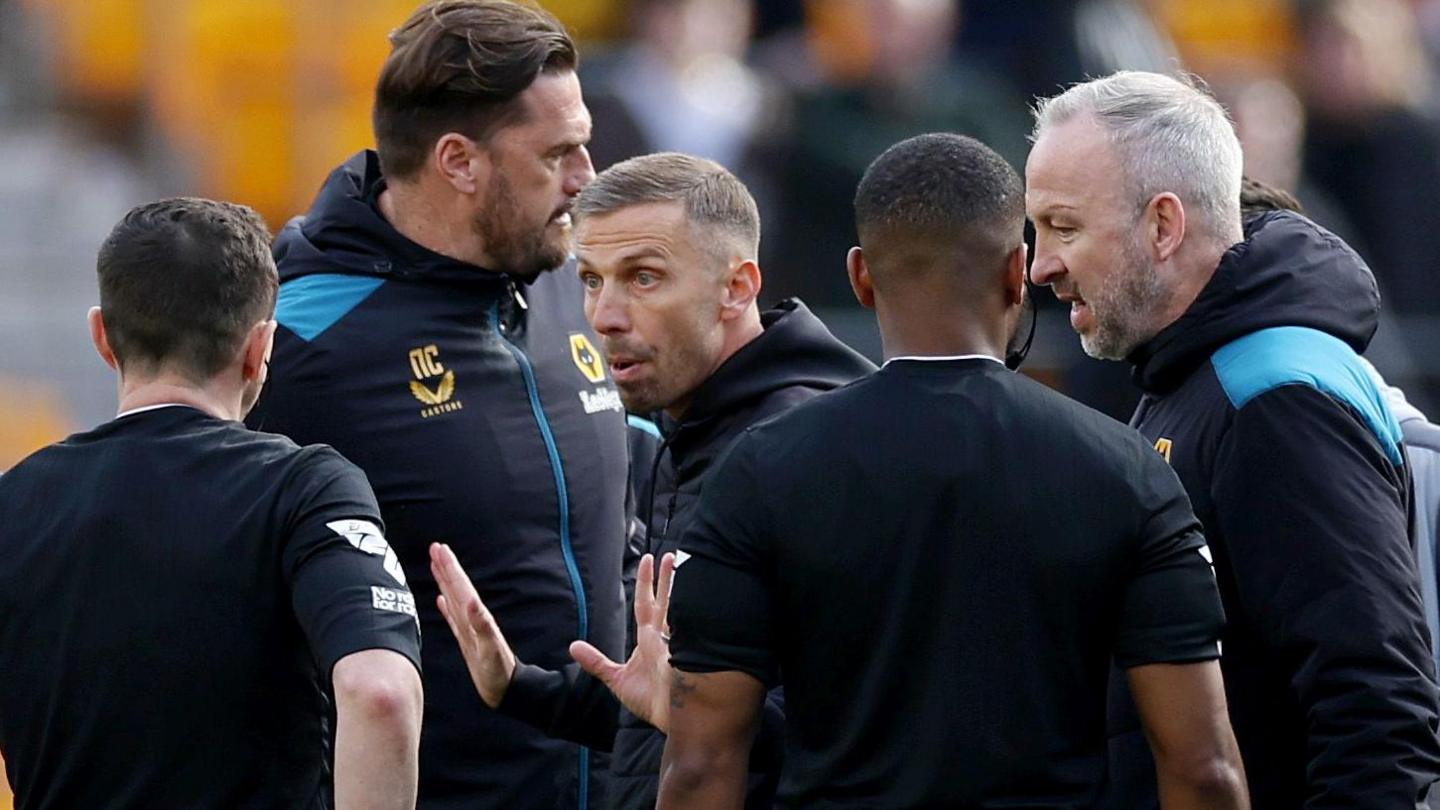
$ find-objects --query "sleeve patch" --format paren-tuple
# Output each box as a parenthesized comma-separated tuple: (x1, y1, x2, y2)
(372, 586, 418, 619)
(327, 519, 407, 586)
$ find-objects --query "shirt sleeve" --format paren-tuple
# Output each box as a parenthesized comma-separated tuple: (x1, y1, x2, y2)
(282, 446, 423, 678)
(1114, 435, 1226, 668)
(667, 430, 778, 687)
(498, 662, 621, 751)
(1211, 385, 1440, 804)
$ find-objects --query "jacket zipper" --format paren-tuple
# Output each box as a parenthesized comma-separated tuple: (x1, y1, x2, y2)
(490, 300, 590, 810)
(643, 429, 677, 552)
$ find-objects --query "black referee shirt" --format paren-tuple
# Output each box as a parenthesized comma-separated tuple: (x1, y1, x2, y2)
(0, 405, 422, 809)
(669, 357, 1224, 808)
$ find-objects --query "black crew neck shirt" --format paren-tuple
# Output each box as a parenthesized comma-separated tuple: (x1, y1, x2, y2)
(0, 406, 422, 809)
(669, 358, 1224, 808)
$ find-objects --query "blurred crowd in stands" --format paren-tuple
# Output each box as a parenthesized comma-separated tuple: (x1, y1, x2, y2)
(4, 0, 1440, 461)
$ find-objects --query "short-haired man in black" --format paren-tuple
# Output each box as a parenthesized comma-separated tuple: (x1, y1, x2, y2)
(428, 152, 873, 808)
(0, 198, 423, 809)
(657, 134, 1250, 808)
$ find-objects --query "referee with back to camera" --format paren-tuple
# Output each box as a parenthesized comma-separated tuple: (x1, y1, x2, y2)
(658, 134, 1249, 809)
(0, 198, 423, 809)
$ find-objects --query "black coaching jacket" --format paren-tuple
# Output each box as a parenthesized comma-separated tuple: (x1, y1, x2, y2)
(1104, 210, 1440, 808)
(247, 151, 629, 810)
(498, 299, 874, 808)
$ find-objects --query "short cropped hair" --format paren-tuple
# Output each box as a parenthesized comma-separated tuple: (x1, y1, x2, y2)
(574, 152, 761, 265)
(853, 133, 1024, 282)
(96, 198, 277, 380)
(1032, 70, 1244, 241)
(374, 0, 577, 181)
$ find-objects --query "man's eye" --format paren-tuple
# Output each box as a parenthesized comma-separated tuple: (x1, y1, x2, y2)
(582, 274, 602, 290)
(635, 271, 658, 286)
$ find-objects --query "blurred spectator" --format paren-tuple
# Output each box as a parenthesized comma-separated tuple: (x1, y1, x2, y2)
(762, 0, 1031, 308)
(961, 0, 1180, 102)
(582, 0, 793, 271)
(1216, 74, 1359, 246)
(1296, 0, 1440, 318)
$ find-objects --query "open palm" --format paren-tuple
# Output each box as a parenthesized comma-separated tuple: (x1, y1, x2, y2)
(571, 552, 677, 733)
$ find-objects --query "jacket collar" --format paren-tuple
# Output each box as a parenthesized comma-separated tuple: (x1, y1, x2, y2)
(1128, 211, 1380, 394)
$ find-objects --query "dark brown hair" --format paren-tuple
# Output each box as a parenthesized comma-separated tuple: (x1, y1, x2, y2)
(1239, 175, 1304, 220)
(374, 0, 577, 180)
(96, 197, 277, 380)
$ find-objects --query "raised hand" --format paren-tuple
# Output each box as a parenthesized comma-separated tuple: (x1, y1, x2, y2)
(430, 542, 517, 708)
(570, 552, 677, 732)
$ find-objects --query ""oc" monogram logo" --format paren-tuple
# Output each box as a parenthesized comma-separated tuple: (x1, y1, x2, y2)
(408, 344, 456, 408)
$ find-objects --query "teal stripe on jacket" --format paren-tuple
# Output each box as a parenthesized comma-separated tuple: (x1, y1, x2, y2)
(1212, 326, 1404, 466)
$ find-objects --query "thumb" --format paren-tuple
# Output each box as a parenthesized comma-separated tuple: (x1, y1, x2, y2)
(570, 640, 623, 685)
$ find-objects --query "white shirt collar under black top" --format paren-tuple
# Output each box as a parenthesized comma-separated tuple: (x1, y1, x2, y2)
(114, 403, 198, 420)
(882, 354, 1005, 368)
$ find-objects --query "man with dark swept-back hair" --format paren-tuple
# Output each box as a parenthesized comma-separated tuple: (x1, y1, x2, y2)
(373, 0, 577, 181)
(248, 1, 632, 807)
(658, 134, 1247, 807)
(0, 197, 423, 809)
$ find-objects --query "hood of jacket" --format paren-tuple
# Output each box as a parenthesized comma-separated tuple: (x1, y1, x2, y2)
(662, 298, 875, 434)
(273, 150, 515, 288)
(1129, 210, 1381, 394)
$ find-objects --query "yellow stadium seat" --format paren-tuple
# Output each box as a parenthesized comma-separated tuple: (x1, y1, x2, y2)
(0, 377, 71, 474)
(1151, 0, 1297, 74)
(24, 0, 146, 102)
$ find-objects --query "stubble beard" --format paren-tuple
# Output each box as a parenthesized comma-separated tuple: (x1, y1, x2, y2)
(610, 335, 714, 416)
(474, 172, 571, 280)
(1081, 235, 1170, 361)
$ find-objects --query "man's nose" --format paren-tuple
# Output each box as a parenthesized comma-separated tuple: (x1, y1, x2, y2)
(587, 282, 630, 334)
(1028, 245, 1064, 287)
(565, 146, 596, 196)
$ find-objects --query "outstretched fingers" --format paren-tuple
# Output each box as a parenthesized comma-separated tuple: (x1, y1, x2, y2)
(430, 542, 493, 638)
(654, 552, 676, 634)
(570, 640, 622, 685)
(634, 553, 657, 627)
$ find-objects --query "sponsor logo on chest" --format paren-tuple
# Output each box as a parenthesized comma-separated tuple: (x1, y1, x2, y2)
(1153, 437, 1173, 463)
(570, 332, 623, 415)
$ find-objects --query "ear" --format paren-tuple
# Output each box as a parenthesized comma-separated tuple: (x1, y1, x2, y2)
(1004, 243, 1027, 306)
(719, 259, 762, 321)
(433, 133, 489, 196)
(1147, 192, 1186, 262)
(241, 320, 279, 383)
(846, 246, 875, 309)
(88, 307, 119, 371)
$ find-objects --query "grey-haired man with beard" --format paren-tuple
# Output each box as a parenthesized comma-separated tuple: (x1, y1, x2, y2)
(1027, 70, 1440, 808)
